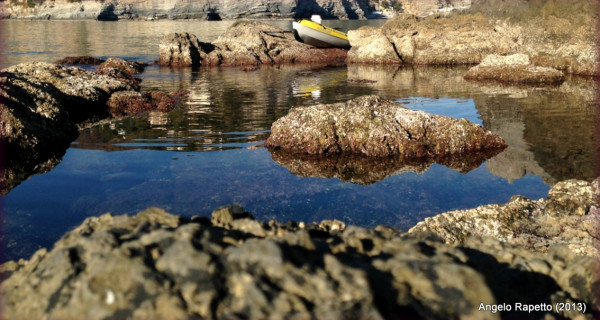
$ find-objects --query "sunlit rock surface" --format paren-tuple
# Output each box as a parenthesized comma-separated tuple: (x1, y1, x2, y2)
(464, 54, 565, 84)
(265, 95, 506, 158)
(0, 0, 373, 20)
(159, 22, 348, 67)
(346, 65, 597, 185)
(1, 196, 598, 319)
(348, 0, 598, 76)
(409, 178, 600, 257)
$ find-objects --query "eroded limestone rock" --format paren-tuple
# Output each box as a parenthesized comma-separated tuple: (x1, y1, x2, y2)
(409, 178, 600, 257)
(158, 22, 348, 68)
(265, 95, 506, 159)
(1, 198, 598, 319)
(464, 54, 565, 84)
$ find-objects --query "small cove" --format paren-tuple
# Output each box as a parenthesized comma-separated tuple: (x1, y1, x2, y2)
(1, 19, 597, 262)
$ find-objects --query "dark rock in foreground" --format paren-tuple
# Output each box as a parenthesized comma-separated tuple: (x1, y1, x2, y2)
(265, 95, 507, 158)
(1, 179, 599, 319)
(158, 22, 348, 67)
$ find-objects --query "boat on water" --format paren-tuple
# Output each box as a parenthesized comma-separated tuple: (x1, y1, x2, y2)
(292, 15, 351, 49)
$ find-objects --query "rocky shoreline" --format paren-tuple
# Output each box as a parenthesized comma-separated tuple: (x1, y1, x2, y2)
(1, 3, 599, 318)
(1, 178, 598, 319)
(155, 2, 597, 79)
(0, 0, 475, 20)
(0, 58, 185, 195)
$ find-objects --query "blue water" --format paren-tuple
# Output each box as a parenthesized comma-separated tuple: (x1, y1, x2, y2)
(2, 20, 596, 262)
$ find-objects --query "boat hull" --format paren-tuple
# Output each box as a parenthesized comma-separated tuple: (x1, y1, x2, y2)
(292, 21, 350, 49)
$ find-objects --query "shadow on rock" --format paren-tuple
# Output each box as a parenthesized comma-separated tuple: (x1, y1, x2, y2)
(269, 148, 504, 185)
(1, 204, 597, 319)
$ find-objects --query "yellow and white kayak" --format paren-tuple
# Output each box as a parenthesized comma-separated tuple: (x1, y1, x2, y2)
(292, 18, 350, 49)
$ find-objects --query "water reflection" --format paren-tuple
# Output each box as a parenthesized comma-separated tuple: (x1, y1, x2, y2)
(270, 149, 505, 185)
(77, 64, 597, 185)
(346, 65, 598, 184)
(3, 63, 596, 262)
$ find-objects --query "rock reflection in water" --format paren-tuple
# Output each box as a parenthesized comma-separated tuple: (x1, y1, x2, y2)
(269, 149, 505, 185)
(347, 65, 598, 185)
(0, 147, 67, 196)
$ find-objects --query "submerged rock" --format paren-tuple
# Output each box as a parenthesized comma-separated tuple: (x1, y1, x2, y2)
(464, 54, 565, 84)
(158, 22, 348, 68)
(265, 95, 506, 159)
(106, 90, 186, 116)
(409, 178, 600, 257)
(1, 194, 598, 319)
(54, 56, 106, 65)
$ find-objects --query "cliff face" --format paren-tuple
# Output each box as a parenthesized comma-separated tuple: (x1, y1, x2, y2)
(0, 0, 374, 20)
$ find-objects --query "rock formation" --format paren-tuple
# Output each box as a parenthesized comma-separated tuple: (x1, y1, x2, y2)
(348, 13, 516, 65)
(409, 178, 600, 257)
(0, 0, 373, 20)
(0, 58, 183, 195)
(158, 22, 348, 67)
(464, 54, 565, 84)
(265, 95, 506, 159)
(347, 1, 598, 76)
(1, 184, 598, 319)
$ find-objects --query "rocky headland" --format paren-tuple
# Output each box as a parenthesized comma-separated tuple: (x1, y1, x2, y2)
(1, 177, 598, 319)
(0, 0, 373, 20)
(0, 0, 476, 20)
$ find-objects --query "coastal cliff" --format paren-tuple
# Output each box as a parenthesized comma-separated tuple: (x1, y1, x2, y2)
(0, 0, 373, 20)
(0, 0, 474, 20)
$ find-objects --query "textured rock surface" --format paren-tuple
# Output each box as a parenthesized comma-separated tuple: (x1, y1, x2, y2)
(409, 178, 600, 257)
(0, 62, 132, 152)
(54, 56, 107, 65)
(348, 4, 598, 76)
(159, 22, 348, 67)
(0, 0, 373, 20)
(348, 13, 516, 65)
(1, 199, 599, 319)
(265, 95, 506, 159)
(0, 60, 177, 195)
(107, 90, 186, 116)
(158, 32, 211, 67)
(464, 54, 565, 84)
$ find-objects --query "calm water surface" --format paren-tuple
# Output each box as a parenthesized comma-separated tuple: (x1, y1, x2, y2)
(1, 20, 597, 262)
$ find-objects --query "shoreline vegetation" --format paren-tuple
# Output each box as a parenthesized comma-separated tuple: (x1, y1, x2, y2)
(1, 0, 599, 318)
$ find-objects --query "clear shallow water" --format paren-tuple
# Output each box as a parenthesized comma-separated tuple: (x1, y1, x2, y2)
(1, 20, 597, 262)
